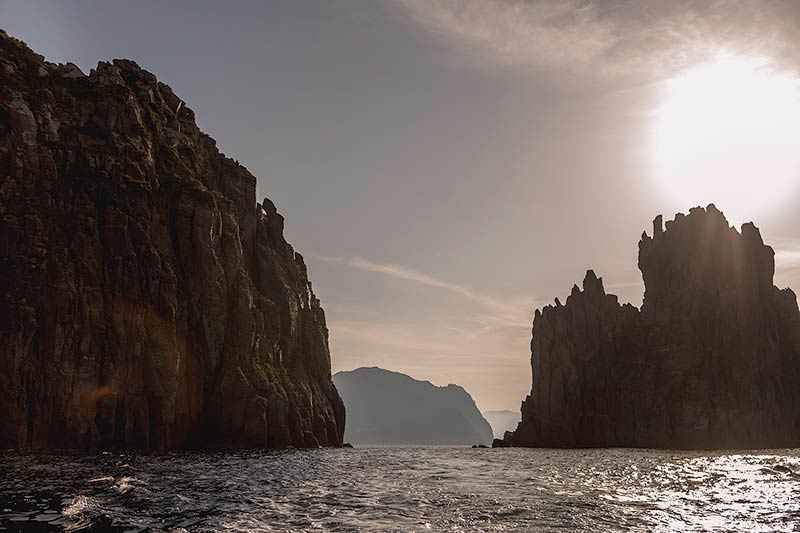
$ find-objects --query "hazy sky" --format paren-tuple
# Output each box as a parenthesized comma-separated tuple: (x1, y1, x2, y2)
(4, 0, 800, 411)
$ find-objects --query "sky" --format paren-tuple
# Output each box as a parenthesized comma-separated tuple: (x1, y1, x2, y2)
(3, 0, 800, 411)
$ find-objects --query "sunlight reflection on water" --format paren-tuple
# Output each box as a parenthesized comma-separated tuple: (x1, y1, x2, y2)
(0, 447, 799, 532)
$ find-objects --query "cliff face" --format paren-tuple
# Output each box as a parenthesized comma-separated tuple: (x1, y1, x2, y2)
(333, 367, 493, 445)
(0, 32, 344, 449)
(507, 205, 800, 449)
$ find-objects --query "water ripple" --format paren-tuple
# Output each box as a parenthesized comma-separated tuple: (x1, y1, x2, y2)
(0, 448, 799, 531)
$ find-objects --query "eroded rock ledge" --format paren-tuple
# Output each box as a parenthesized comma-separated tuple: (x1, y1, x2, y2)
(503, 205, 800, 449)
(0, 31, 344, 448)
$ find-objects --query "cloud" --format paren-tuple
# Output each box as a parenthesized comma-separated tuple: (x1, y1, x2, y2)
(398, 0, 616, 72)
(312, 254, 540, 408)
(313, 254, 531, 318)
(396, 0, 800, 82)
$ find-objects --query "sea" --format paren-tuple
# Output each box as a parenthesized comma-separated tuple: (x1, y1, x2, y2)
(1, 446, 799, 532)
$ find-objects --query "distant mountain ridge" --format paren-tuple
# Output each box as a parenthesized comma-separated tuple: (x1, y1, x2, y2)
(333, 367, 493, 445)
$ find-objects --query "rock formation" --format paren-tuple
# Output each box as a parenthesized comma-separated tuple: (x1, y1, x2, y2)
(0, 31, 344, 449)
(333, 367, 493, 445)
(504, 205, 800, 449)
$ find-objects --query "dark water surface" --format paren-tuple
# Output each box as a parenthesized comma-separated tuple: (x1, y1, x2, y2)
(1, 447, 799, 532)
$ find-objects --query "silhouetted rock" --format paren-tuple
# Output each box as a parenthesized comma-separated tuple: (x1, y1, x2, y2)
(333, 367, 493, 445)
(0, 31, 344, 449)
(506, 205, 800, 449)
(483, 410, 521, 439)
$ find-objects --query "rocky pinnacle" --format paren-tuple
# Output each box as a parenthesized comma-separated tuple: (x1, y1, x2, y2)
(505, 205, 800, 449)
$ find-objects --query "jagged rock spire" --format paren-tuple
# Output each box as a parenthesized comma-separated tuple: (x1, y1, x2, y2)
(504, 206, 800, 450)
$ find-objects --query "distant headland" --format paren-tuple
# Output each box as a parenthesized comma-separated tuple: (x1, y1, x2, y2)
(334, 367, 493, 445)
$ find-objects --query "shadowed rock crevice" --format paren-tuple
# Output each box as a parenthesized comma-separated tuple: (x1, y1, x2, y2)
(0, 31, 344, 449)
(505, 205, 800, 449)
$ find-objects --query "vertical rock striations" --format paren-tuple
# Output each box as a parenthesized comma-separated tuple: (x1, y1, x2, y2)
(0, 31, 344, 449)
(506, 205, 800, 449)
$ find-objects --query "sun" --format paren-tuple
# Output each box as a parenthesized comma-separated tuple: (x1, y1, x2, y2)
(649, 54, 800, 225)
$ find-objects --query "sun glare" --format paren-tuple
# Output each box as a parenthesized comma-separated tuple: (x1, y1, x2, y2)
(650, 54, 800, 224)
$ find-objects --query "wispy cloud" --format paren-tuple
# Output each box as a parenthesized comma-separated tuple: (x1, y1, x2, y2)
(312, 253, 538, 408)
(314, 254, 530, 317)
(396, 0, 800, 81)
(398, 0, 616, 73)
(314, 254, 648, 409)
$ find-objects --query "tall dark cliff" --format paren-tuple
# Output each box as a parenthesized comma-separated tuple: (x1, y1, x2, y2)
(506, 205, 800, 449)
(0, 32, 344, 449)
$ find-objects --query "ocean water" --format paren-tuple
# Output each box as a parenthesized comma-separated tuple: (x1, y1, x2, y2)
(1, 447, 799, 532)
